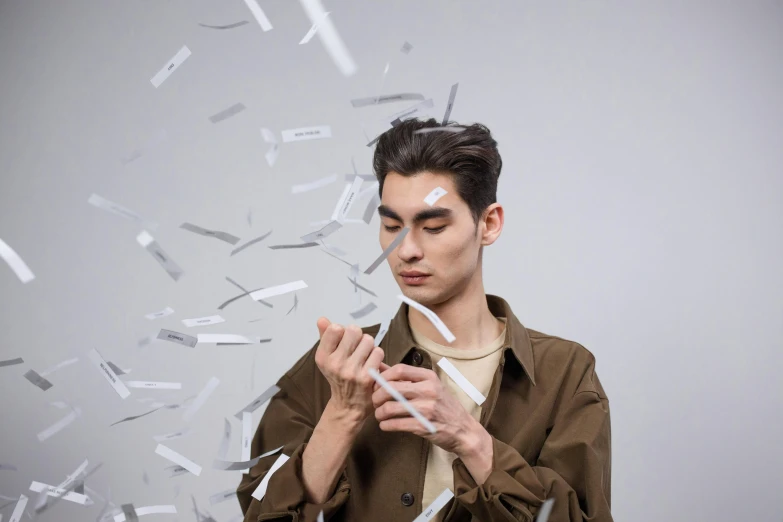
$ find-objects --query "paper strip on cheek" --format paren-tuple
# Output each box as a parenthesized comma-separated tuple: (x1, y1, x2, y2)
(363, 227, 410, 275)
(154, 444, 202, 476)
(368, 368, 436, 434)
(413, 488, 454, 522)
(150, 46, 191, 88)
(250, 454, 290, 500)
(397, 295, 456, 343)
(423, 187, 447, 206)
(436, 358, 486, 406)
(535, 498, 555, 522)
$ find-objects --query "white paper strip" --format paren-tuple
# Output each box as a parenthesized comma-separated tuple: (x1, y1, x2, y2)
(114, 505, 177, 522)
(182, 377, 220, 422)
(330, 183, 351, 221)
(442, 83, 459, 125)
(437, 358, 485, 405)
(413, 488, 453, 522)
(57, 459, 89, 490)
(374, 317, 391, 345)
(398, 295, 455, 343)
(250, 454, 290, 500)
(423, 187, 447, 206)
(368, 368, 436, 433)
(300, 220, 342, 243)
(299, 10, 330, 44)
(39, 357, 79, 377)
(233, 384, 280, 419)
(136, 231, 184, 281)
(298, 0, 357, 76)
(8, 494, 28, 522)
(37, 408, 81, 442)
(197, 334, 253, 344)
(155, 444, 202, 476)
(182, 315, 225, 327)
(387, 98, 434, 123)
(145, 307, 174, 320)
(336, 175, 364, 223)
(28, 482, 88, 505)
(535, 498, 555, 522)
(150, 45, 191, 88)
(88, 194, 159, 230)
(243, 0, 273, 31)
(249, 280, 307, 301)
(241, 412, 252, 462)
(153, 428, 191, 443)
(88, 349, 131, 399)
(0, 238, 35, 284)
(281, 125, 332, 142)
(291, 174, 338, 194)
(125, 381, 182, 390)
(351, 93, 425, 108)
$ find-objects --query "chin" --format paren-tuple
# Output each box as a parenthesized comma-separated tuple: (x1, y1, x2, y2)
(398, 286, 441, 307)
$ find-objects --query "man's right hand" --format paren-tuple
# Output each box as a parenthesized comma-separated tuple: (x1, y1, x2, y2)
(315, 317, 389, 420)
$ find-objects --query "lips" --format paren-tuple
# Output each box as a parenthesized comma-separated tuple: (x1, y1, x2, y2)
(400, 271, 430, 285)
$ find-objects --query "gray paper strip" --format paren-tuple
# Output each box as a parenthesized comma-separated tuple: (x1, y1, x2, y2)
(286, 293, 298, 316)
(106, 361, 126, 376)
(230, 230, 273, 256)
(121, 504, 139, 522)
(211, 455, 261, 471)
(350, 302, 377, 319)
(268, 242, 319, 250)
(208, 488, 237, 506)
(110, 407, 162, 427)
(24, 370, 53, 391)
(167, 465, 188, 478)
(363, 192, 380, 224)
(234, 385, 280, 419)
(442, 83, 459, 125)
(343, 174, 376, 182)
(157, 329, 198, 348)
(208, 102, 246, 124)
(221, 277, 273, 309)
(181, 223, 240, 245)
(535, 498, 555, 522)
(0, 463, 18, 471)
(145, 240, 183, 281)
(199, 20, 249, 30)
(0, 357, 24, 368)
(300, 221, 342, 242)
(388, 98, 434, 122)
(37, 462, 103, 514)
(217, 418, 231, 459)
(350, 93, 425, 108)
(364, 227, 410, 274)
(400, 41, 413, 54)
(347, 276, 377, 297)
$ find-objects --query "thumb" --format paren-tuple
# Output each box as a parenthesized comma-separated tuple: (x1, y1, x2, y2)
(316, 317, 331, 337)
(378, 361, 391, 372)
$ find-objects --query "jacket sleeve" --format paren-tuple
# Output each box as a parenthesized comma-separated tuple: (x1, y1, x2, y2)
(237, 346, 350, 522)
(452, 358, 612, 522)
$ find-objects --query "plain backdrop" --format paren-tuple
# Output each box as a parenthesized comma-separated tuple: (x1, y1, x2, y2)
(1, 1, 782, 521)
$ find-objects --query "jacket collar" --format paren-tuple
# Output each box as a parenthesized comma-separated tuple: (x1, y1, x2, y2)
(382, 294, 536, 386)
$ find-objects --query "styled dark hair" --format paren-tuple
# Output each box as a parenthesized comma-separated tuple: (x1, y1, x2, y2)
(372, 118, 502, 225)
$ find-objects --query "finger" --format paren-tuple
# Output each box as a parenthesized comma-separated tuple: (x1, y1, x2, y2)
(335, 324, 363, 358)
(363, 347, 386, 373)
(380, 364, 436, 383)
(348, 334, 375, 368)
(317, 323, 345, 357)
(316, 317, 331, 337)
(372, 381, 425, 409)
(379, 361, 391, 372)
(378, 417, 430, 436)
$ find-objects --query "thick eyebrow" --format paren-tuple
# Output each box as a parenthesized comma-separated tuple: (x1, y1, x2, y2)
(377, 204, 453, 225)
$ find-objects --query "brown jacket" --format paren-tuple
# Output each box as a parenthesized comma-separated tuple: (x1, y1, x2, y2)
(237, 295, 612, 522)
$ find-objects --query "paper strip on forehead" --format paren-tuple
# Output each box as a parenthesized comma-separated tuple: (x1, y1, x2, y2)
(150, 45, 191, 88)
(350, 93, 425, 108)
(9, 494, 28, 522)
(364, 227, 410, 274)
(88, 194, 159, 230)
(413, 488, 454, 522)
(350, 302, 377, 319)
(153, 427, 191, 443)
(368, 369, 436, 433)
(231, 230, 273, 256)
(40, 357, 79, 377)
(136, 231, 183, 281)
(182, 315, 225, 327)
(251, 453, 290, 500)
(291, 174, 337, 194)
(198, 20, 249, 30)
(234, 384, 281, 419)
(208, 102, 246, 124)
(0, 238, 35, 283)
(298, 0, 357, 76)
(250, 280, 307, 301)
(155, 444, 202, 476)
(535, 498, 555, 522)
(126, 381, 182, 390)
(243, 0, 273, 31)
(423, 187, 448, 206)
(398, 295, 456, 343)
(37, 408, 80, 441)
(114, 505, 177, 522)
(442, 83, 459, 125)
(0, 357, 24, 368)
(437, 358, 485, 405)
(209, 488, 237, 506)
(24, 369, 53, 391)
(29, 482, 89, 505)
(180, 223, 240, 245)
(145, 307, 174, 320)
(182, 377, 220, 422)
(88, 349, 131, 398)
(281, 125, 332, 142)
(241, 412, 252, 461)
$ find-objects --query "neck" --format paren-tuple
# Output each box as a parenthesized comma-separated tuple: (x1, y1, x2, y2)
(407, 273, 502, 350)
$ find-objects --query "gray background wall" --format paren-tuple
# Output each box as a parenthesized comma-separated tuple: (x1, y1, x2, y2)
(1, 1, 782, 521)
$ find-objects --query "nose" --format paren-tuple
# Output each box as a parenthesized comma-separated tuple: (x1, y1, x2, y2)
(396, 229, 422, 262)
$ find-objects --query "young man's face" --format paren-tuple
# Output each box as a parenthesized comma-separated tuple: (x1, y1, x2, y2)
(378, 171, 493, 307)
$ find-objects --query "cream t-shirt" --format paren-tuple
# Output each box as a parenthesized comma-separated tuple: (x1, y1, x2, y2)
(410, 318, 507, 521)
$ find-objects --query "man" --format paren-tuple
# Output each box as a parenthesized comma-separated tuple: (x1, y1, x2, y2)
(237, 118, 612, 521)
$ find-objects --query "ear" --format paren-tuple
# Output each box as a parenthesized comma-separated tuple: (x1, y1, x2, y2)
(480, 203, 504, 246)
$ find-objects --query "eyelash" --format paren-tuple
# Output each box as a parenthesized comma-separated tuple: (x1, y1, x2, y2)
(384, 225, 445, 234)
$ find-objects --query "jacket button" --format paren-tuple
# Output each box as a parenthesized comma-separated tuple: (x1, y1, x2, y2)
(411, 351, 424, 366)
(401, 492, 414, 506)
